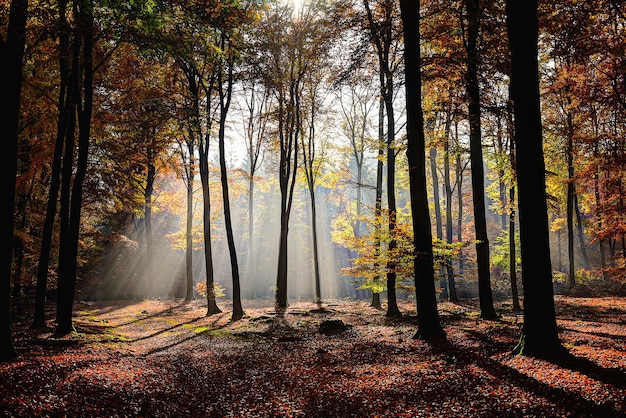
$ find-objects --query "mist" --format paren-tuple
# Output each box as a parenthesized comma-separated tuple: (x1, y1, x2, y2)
(92, 169, 352, 305)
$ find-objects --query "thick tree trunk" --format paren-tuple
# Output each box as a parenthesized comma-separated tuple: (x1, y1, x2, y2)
(507, 0, 565, 358)
(400, 0, 445, 340)
(56, 2, 94, 336)
(0, 0, 28, 362)
(464, 0, 497, 320)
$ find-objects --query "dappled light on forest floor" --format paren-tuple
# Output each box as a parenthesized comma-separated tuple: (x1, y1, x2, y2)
(2, 297, 625, 417)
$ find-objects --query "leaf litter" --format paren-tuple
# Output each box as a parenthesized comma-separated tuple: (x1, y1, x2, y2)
(1, 296, 625, 417)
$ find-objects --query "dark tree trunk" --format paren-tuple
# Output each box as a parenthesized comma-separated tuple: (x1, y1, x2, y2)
(574, 194, 590, 270)
(506, 0, 565, 358)
(430, 144, 447, 300)
(566, 118, 576, 288)
(34, 15, 72, 326)
(0, 0, 28, 362)
(56, 1, 94, 336)
(464, 0, 497, 320)
(275, 93, 299, 309)
(185, 147, 194, 301)
(443, 114, 458, 303)
(456, 151, 465, 275)
(400, 0, 445, 340)
(218, 50, 244, 321)
(509, 185, 521, 311)
(199, 151, 221, 315)
(372, 96, 385, 308)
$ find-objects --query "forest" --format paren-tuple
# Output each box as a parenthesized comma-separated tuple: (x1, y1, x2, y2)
(0, 0, 625, 416)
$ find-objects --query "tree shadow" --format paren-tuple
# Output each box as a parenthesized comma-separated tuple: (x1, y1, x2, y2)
(427, 333, 624, 416)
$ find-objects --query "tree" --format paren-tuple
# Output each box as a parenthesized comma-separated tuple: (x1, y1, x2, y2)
(216, 29, 244, 321)
(0, 0, 28, 361)
(55, 0, 95, 336)
(363, 0, 403, 318)
(506, 0, 565, 357)
(399, 0, 445, 340)
(462, 0, 497, 320)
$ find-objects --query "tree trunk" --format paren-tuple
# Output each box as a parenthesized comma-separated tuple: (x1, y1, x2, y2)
(218, 53, 244, 321)
(456, 135, 465, 275)
(199, 150, 221, 315)
(0, 0, 28, 362)
(509, 185, 521, 311)
(56, 1, 94, 336)
(385, 97, 401, 317)
(372, 96, 385, 308)
(430, 144, 447, 301)
(566, 116, 576, 288)
(574, 194, 590, 270)
(443, 114, 458, 303)
(185, 148, 194, 302)
(400, 0, 445, 340)
(506, 0, 565, 358)
(464, 0, 497, 320)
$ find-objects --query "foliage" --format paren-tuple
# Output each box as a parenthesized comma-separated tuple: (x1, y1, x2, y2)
(195, 281, 226, 298)
(490, 228, 521, 273)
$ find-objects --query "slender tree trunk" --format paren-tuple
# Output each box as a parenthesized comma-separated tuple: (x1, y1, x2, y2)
(371, 96, 385, 310)
(275, 94, 299, 309)
(507, 0, 565, 357)
(185, 146, 194, 301)
(144, 147, 155, 297)
(566, 118, 576, 288)
(218, 52, 244, 320)
(400, 0, 445, 340)
(508, 99, 520, 311)
(431, 144, 447, 300)
(574, 194, 590, 270)
(456, 132, 465, 275)
(509, 185, 521, 311)
(310, 189, 322, 305)
(199, 151, 221, 315)
(444, 115, 458, 303)
(0, 0, 28, 362)
(248, 176, 256, 299)
(219, 127, 244, 320)
(385, 98, 401, 318)
(464, 0, 497, 320)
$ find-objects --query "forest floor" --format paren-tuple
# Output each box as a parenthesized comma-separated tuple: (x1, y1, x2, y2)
(1, 296, 625, 418)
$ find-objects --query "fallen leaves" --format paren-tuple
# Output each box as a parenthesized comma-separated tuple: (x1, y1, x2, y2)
(1, 297, 625, 417)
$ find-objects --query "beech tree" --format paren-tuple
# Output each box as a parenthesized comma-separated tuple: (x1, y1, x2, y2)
(0, 0, 28, 361)
(55, 0, 96, 336)
(363, 0, 403, 318)
(506, 0, 565, 357)
(399, 0, 445, 340)
(462, 0, 497, 320)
